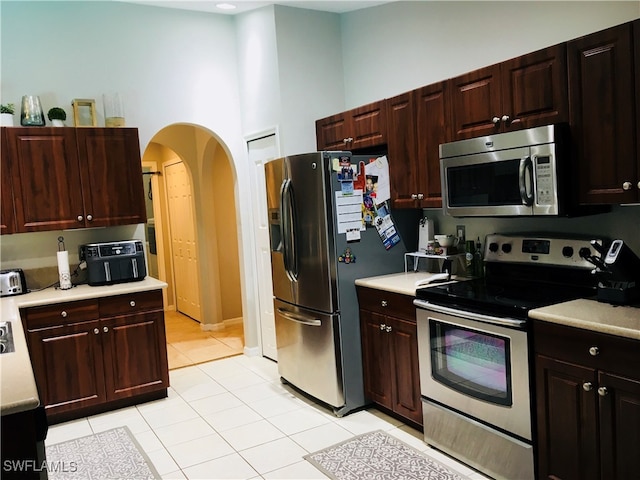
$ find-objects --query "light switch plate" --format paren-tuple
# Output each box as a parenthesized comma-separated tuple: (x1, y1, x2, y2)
(456, 225, 466, 243)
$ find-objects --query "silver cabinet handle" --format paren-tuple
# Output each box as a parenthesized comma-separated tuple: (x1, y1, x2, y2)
(582, 382, 593, 392)
(385, 325, 392, 333)
(417, 193, 424, 200)
(623, 182, 632, 191)
(103, 326, 108, 333)
(381, 300, 388, 307)
(411, 194, 418, 200)
(501, 115, 510, 123)
(130, 300, 136, 307)
(492, 116, 500, 124)
(380, 323, 386, 331)
(86, 214, 93, 221)
(598, 386, 609, 397)
(61, 311, 67, 318)
(589, 346, 600, 356)
(637, 181, 640, 190)
(94, 328, 99, 334)
(77, 215, 83, 222)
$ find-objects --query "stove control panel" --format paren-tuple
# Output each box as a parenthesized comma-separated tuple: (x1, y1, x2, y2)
(484, 234, 604, 269)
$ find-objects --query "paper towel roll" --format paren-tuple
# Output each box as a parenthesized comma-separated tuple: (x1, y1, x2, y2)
(57, 250, 72, 290)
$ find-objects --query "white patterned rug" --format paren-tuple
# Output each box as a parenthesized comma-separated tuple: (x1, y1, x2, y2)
(305, 430, 470, 480)
(46, 426, 159, 480)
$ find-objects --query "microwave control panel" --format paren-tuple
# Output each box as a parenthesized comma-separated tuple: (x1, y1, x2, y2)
(534, 156, 554, 205)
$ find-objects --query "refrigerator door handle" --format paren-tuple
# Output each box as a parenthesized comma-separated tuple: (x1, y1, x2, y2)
(277, 308, 322, 327)
(281, 178, 298, 281)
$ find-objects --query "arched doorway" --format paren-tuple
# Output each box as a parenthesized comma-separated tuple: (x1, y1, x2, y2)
(141, 124, 244, 368)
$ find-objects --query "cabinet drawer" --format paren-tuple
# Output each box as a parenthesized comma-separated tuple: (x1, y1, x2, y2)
(99, 290, 163, 317)
(22, 300, 99, 330)
(533, 321, 640, 379)
(356, 287, 415, 322)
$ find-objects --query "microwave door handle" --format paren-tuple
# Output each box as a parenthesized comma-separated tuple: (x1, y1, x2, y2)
(519, 156, 534, 206)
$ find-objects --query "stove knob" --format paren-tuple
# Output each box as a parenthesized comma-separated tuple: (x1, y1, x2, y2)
(579, 247, 591, 259)
(489, 242, 499, 252)
(562, 246, 574, 258)
(501, 243, 512, 254)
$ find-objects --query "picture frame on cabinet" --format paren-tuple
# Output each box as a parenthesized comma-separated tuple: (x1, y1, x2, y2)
(72, 98, 97, 127)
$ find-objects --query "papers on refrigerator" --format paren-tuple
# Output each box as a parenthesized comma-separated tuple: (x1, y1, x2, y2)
(335, 189, 365, 233)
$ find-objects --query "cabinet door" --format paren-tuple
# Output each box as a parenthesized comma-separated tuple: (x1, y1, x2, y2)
(387, 92, 420, 208)
(101, 310, 169, 401)
(388, 316, 422, 425)
(568, 23, 637, 204)
(0, 128, 16, 234)
(359, 309, 393, 409)
(27, 321, 107, 416)
(501, 43, 568, 131)
(415, 82, 449, 207)
(535, 354, 599, 480)
(316, 112, 350, 150)
(76, 128, 146, 227)
(349, 101, 387, 150)
(5, 128, 85, 231)
(598, 371, 640, 480)
(448, 64, 502, 140)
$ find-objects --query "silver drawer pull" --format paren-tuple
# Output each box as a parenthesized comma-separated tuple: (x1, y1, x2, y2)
(130, 300, 136, 307)
(103, 326, 108, 333)
(61, 311, 68, 318)
(380, 323, 386, 331)
(589, 346, 600, 356)
(597, 386, 609, 397)
(93, 328, 99, 334)
(582, 382, 593, 392)
(381, 300, 388, 307)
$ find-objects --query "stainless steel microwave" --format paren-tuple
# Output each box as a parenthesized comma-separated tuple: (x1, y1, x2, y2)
(439, 124, 569, 216)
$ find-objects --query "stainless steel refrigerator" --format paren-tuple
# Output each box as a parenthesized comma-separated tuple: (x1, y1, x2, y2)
(265, 151, 409, 416)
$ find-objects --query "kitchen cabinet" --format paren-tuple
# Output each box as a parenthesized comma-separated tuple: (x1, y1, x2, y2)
(448, 43, 568, 140)
(315, 101, 387, 151)
(1, 128, 16, 234)
(2, 127, 146, 233)
(22, 290, 168, 423)
(534, 321, 640, 480)
(357, 286, 422, 427)
(386, 83, 449, 209)
(568, 21, 639, 205)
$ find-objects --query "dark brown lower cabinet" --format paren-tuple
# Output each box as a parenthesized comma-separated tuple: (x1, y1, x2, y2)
(534, 321, 640, 480)
(357, 286, 422, 427)
(22, 290, 169, 424)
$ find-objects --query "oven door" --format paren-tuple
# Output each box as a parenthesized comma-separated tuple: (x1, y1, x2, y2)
(415, 300, 532, 441)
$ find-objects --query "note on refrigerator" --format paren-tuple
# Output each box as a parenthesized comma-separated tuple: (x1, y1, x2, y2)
(336, 189, 365, 233)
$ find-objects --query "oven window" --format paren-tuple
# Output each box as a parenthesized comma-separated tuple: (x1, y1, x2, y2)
(446, 159, 522, 206)
(429, 319, 512, 406)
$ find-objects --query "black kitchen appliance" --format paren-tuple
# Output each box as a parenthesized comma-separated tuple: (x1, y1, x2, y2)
(413, 233, 601, 480)
(585, 239, 640, 305)
(0, 268, 28, 297)
(79, 240, 146, 286)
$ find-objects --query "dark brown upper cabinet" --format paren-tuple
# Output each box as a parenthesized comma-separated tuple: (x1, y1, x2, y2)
(568, 21, 639, 205)
(1, 128, 17, 234)
(316, 101, 387, 151)
(448, 43, 568, 140)
(3, 127, 146, 233)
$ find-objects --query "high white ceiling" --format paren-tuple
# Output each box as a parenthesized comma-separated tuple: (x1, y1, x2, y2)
(117, 0, 393, 15)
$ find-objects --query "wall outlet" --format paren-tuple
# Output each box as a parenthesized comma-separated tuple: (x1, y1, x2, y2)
(456, 225, 466, 243)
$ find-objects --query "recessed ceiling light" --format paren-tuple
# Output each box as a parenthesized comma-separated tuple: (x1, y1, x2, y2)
(216, 3, 237, 10)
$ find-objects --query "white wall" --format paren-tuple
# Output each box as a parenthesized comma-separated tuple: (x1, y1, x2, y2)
(340, 1, 640, 107)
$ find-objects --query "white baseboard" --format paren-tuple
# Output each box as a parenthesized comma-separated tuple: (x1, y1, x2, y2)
(200, 317, 243, 332)
(243, 346, 261, 357)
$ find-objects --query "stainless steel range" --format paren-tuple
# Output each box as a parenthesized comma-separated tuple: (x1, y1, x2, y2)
(414, 233, 601, 480)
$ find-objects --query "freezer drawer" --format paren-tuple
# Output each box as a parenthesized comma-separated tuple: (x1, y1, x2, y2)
(274, 299, 344, 408)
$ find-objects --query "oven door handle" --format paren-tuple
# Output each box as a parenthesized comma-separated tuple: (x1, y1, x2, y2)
(413, 299, 527, 328)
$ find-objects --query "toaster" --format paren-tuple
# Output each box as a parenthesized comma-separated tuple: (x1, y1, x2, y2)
(0, 268, 28, 297)
(79, 240, 147, 286)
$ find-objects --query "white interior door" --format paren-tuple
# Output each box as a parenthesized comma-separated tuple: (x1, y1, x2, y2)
(165, 160, 202, 322)
(248, 133, 279, 360)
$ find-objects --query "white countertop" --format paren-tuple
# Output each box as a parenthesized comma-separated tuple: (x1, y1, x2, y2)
(529, 299, 640, 340)
(355, 271, 464, 296)
(0, 277, 167, 416)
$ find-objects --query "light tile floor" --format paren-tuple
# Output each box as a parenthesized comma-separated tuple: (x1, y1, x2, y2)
(45, 355, 491, 480)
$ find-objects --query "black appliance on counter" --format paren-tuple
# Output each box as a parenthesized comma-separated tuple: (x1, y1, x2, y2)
(79, 240, 146, 286)
(587, 239, 640, 305)
(414, 233, 602, 480)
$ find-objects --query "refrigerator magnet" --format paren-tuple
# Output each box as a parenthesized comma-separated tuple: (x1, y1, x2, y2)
(338, 247, 356, 263)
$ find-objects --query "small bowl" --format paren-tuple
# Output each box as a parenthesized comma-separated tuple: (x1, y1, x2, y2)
(434, 234, 458, 248)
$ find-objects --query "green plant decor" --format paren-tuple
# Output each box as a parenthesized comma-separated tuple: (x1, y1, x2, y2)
(47, 107, 67, 121)
(1, 103, 15, 115)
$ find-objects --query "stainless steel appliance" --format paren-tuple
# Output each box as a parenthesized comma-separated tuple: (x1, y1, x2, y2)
(265, 151, 409, 416)
(440, 124, 570, 216)
(0, 268, 28, 297)
(414, 233, 601, 480)
(79, 240, 146, 286)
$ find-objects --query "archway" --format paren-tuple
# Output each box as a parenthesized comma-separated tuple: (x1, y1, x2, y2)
(141, 123, 244, 367)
